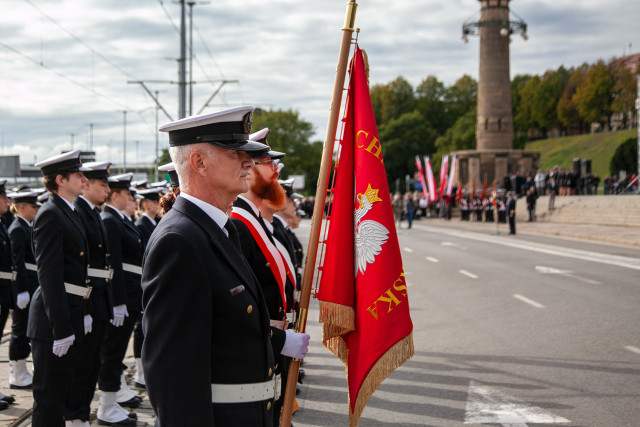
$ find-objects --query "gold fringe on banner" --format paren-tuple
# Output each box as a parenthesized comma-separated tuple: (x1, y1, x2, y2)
(348, 332, 415, 427)
(322, 334, 348, 364)
(318, 300, 355, 338)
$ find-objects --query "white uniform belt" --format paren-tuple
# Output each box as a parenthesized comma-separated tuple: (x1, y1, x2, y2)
(211, 375, 281, 403)
(122, 263, 142, 275)
(0, 271, 17, 281)
(269, 319, 287, 330)
(64, 282, 92, 299)
(25, 263, 38, 272)
(87, 267, 114, 280)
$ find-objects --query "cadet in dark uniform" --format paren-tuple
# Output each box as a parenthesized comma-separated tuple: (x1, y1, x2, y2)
(7, 190, 41, 390)
(231, 128, 310, 425)
(131, 187, 162, 390)
(66, 162, 118, 426)
(97, 173, 142, 426)
(143, 106, 308, 426)
(28, 150, 92, 426)
(507, 191, 517, 235)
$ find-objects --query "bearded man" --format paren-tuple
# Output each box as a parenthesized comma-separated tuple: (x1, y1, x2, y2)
(230, 128, 307, 425)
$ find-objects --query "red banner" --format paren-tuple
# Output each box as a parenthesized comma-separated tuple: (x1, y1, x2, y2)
(415, 155, 428, 199)
(317, 47, 414, 426)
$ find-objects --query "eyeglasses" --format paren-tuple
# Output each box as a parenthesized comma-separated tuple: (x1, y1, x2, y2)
(254, 159, 279, 170)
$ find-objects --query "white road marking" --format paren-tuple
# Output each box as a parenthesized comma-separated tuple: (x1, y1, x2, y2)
(535, 265, 601, 285)
(624, 346, 640, 355)
(426, 256, 439, 263)
(513, 294, 545, 308)
(403, 247, 414, 253)
(442, 241, 467, 250)
(465, 380, 570, 425)
(416, 224, 640, 271)
(459, 270, 478, 279)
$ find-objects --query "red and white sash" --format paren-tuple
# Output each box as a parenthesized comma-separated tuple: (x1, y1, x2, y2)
(231, 207, 293, 311)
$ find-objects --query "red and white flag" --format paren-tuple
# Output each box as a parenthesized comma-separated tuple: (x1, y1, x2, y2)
(446, 154, 457, 197)
(317, 46, 414, 426)
(415, 155, 428, 200)
(438, 154, 449, 199)
(424, 155, 437, 203)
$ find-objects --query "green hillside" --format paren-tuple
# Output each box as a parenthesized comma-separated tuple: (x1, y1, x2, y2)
(525, 129, 636, 178)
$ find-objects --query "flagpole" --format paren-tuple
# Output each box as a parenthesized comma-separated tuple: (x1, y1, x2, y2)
(280, 2, 358, 425)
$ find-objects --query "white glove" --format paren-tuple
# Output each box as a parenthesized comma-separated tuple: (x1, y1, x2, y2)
(111, 304, 129, 327)
(281, 329, 310, 359)
(52, 334, 75, 357)
(84, 314, 93, 335)
(16, 291, 30, 310)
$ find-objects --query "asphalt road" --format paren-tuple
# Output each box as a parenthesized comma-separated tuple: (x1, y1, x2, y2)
(292, 219, 640, 427)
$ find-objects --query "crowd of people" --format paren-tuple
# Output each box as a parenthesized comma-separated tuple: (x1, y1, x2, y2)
(0, 106, 311, 426)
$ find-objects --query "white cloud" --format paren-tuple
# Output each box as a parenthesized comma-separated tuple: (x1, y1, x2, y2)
(0, 0, 638, 168)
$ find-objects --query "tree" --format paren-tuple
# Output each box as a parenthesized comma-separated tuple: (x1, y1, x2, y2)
(610, 60, 637, 129)
(610, 137, 638, 176)
(572, 60, 614, 130)
(416, 75, 450, 135)
(512, 74, 533, 146)
(557, 64, 589, 133)
(444, 74, 477, 120)
(251, 108, 319, 194)
(378, 110, 437, 188)
(532, 67, 570, 134)
(434, 108, 476, 158)
(515, 75, 541, 133)
(370, 76, 416, 125)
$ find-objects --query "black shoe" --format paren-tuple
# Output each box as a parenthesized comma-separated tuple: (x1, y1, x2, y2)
(296, 387, 301, 395)
(127, 412, 138, 420)
(97, 416, 137, 426)
(134, 382, 146, 390)
(298, 369, 305, 380)
(1, 395, 15, 404)
(0, 401, 8, 410)
(117, 395, 142, 409)
(9, 383, 32, 390)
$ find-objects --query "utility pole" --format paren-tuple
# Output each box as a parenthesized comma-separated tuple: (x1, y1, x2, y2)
(135, 140, 139, 170)
(636, 75, 640, 187)
(155, 90, 160, 181)
(123, 111, 127, 172)
(188, 1, 195, 117)
(179, 0, 187, 119)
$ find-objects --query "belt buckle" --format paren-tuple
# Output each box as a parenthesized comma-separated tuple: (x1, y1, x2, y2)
(11, 271, 17, 281)
(107, 268, 114, 280)
(274, 375, 282, 401)
(84, 286, 93, 300)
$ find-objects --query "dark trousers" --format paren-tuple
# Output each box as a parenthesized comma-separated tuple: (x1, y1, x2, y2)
(66, 320, 108, 421)
(0, 284, 12, 334)
(9, 305, 31, 360)
(133, 314, 144, 358)
(509, 216, 516, 234)
(31, 338, 81, 427)
(98, 310, 139, 391)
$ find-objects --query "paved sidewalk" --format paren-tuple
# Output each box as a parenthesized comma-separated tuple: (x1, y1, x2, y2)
(417, 216, 640, 248)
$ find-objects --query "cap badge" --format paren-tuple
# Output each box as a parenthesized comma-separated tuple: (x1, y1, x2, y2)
(243, 112, 252, 134)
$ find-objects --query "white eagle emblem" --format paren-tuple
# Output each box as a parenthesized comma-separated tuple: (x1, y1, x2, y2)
(355, 184, 389, 276)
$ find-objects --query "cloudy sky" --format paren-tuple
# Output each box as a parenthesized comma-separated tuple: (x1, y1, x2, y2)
(0, 0, 638, 168)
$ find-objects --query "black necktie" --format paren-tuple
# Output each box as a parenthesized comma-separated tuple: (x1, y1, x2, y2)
(224, 220, 241, 251)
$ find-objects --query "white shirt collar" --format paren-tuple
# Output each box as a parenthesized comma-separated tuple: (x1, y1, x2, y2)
(180, 192, 228, 235)
(237, 195, 260, 217)
(263, 217, 274, 234)
(105, 204, 125, 220)
(79, 195, 96, 210)
(143, 213, 157, 226)
(273, 214, 288, 230)
(18, 216, 31, 227)
(60, 196, 75, 211)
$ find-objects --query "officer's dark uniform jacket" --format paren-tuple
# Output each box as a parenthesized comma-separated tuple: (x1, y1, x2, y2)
(286, 227, 303, 290)
(27, 193, 90, 342)
(74, 197, 113, 322)
(271, 215, 297, 309)
(134, 214, 156, 247)
(142, 196, 277, 426)
(101, 205, 143, 313)
(9, 216, 38, 298)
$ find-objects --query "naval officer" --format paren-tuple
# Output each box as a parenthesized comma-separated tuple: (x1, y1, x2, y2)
(142, 106, 309, 426)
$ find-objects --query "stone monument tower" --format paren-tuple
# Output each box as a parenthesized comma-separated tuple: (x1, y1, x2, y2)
(455, 0, 539, 188)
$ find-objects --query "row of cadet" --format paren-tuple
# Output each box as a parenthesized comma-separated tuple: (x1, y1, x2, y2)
(0, 105, 310, 426)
